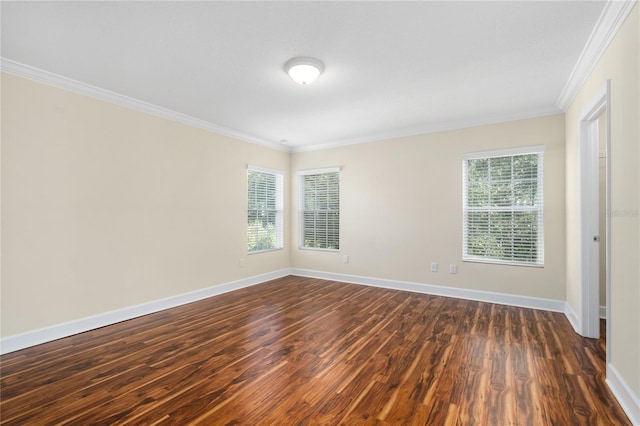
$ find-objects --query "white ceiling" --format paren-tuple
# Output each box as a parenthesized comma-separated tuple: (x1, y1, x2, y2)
(1, 1, 607, 151)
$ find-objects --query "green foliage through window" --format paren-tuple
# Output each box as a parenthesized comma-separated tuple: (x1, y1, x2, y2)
(463, 150, 543, 266)
(248, 168, 283, 252)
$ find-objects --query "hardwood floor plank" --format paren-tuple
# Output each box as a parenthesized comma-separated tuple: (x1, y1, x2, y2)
(486, 340, 516, 426)
(382, 341, 452, 425)
(424, 398, 459, 425)
(339, 379, 390, 424)
(457, 336, 491, 425)
(0, 276, 631, 425)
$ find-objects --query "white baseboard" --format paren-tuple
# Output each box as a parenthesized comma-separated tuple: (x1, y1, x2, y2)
(290, 268, 566, 313)
(5, 268, 636, 424)
(3, 268, 636, 424)
(293, 269, 640, 423)
(564, 303, 581, 334)
(564, 304, 607, 335)
(0, 269, 291, 355)
(600, 305, 607, 319)
(607, 363, 640, 425)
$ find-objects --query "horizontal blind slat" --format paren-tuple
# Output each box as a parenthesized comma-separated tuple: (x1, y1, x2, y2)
(299, 170, 340, 250)
(248, 168, 284, 253)
(463, 149, 543, 266)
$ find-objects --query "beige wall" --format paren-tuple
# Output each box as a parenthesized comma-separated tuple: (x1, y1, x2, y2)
(1, 9, 636, 413)
(2, 12, 637, 411)
(1, 73, 290, 337)
(291, 114, 566, 301)
(565, 4, 639, 397)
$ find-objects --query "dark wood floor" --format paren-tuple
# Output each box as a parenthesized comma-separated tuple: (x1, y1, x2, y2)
(0, 276, 630, 425)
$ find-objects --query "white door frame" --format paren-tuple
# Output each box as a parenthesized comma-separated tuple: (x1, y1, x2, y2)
(577, 80, 610, 342)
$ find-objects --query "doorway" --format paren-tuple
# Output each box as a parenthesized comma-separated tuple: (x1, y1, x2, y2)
(597, 112, 607, 326)
(577, 81, 610, 351)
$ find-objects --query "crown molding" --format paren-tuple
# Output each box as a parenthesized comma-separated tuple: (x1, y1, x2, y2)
(0, 58, 290, 153)
(556, 0, 637, 111)
(291, 107, 562, 153)
(4, 57, 558, 155)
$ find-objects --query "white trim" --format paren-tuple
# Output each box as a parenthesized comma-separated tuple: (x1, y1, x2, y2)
(291, 109, 561, 153)
(296, 167, 341, 176)
(0, 269, 291, 355)
(247, 247, 284, 255)
(565, 302, 581, 333)
(603, 88, 612, 363)
(293, 268, 640, 423)
(462, 145, 546, 160)
(0, 58, 288, 153)
(297, 170, 341, 251)
(0, 58, 563, 155)
(247, 164, 284, 176)
(462, 258, 543, 268)
(576, 81, 609, 339)
(247, 168, 285, 253)
(290, 269, 566, 313)
(462, 148, 545, 267)
(297, 246, 340, 253)
(557, 0, 637, 111)
(607, 364, 640, 425)
(4, 268, 635, 423)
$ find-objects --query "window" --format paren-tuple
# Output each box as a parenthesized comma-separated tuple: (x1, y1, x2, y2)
(462, 146, 544, 266)
(247, 166, 283, 253)
(298, 168, 340, 250)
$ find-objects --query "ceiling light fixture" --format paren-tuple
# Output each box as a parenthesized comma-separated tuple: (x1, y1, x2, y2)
(285, 57, 324, 85)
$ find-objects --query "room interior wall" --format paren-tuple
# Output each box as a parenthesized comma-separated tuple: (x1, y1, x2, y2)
(565, 2, 639, 402)
(1, 72, 290, 338)
(290, 114, 566, 302)
(1, 21, 637, 419)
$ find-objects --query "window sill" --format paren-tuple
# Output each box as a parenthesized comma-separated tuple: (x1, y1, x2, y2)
(462, 258, 544, 268)
(248, 247, 284, 255)
(298, 246, 340, 253)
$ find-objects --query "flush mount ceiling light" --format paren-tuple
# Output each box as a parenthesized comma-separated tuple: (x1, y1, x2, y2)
(285, 57, 324, 85)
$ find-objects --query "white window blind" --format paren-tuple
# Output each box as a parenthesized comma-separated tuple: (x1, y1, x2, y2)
(247, 166, 283, 253)
(298, 168, 340, 250)
(462, 146, 544, 266)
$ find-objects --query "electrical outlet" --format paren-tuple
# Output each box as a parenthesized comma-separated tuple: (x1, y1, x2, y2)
(343, 255, 349, 264)
(449, 264, 457, 274)
(431, 262, 438, 272)
(239, 258, 245, 268)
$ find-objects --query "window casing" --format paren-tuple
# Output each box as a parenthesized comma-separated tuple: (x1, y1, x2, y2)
(462, 146, 544, 266)
(247, 166, 283, 253)
(298, 168, 340, 251)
